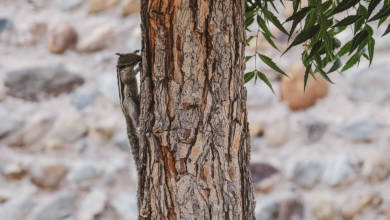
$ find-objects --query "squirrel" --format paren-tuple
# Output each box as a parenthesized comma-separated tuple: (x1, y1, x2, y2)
(116, 51, 142, 171)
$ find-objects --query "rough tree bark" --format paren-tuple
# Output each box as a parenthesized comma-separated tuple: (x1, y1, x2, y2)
(134, 0, 255, 218)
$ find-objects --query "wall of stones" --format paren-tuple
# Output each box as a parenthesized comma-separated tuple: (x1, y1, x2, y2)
(0, 0, 389, 220)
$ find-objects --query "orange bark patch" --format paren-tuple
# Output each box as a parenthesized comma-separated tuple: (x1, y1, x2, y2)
(203, 188, 210, 198)
(179, 158, 186, 174)
(229, 167, 235, 179)
(161, 146, 178, 180)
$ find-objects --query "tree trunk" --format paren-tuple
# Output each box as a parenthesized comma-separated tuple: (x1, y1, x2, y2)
(136, 0, 255, 218)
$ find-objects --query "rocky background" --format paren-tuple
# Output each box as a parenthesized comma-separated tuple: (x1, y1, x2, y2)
(0, 1, 389, 220)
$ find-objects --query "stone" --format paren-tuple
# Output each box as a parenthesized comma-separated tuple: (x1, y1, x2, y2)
(342, 192, 382, 220)
(30, 191, 74, 220)
(89, 118, 116, 141)
(288, 159, 323, 188)
(302, 117, 327, 143)
(28, 0, 50, 8)
(88, 0, 119, 13)
(246, 82, 274, 108)
(48, 113, 88, 144)
(264, 119, 290, 147)
(322, 155, 359, 186)
(30, 163, 69, 189)
(5, 65, 84, 101)
(313, 200, 337, 220)
(113, 133, 130, 152)
(0, 111, 23, 139)
(0, 82, 6, 102)
(77, 25, 117, 53)
(250, 162, 279, 183)
(256, 196, 304, 220)
(280, 63, 329, 111)
(334, 117, 378, 142)
(47, 24, 78, 54)
(0, 18, 11, 34)
(71, 91, 97, 110)
(78, 189, 107, 220)
(110, 194, 138, 220)
(122, 0, 141, 17)
(361, 152, 390, 183)
(58, 0, 84, 11)
(249, 121, 264, 138)
(97, 73, 120, 100)
(2, 163, 27, 180)
(0, 195, 33, 220)
(66, 163, 102, 187)
(347, 64, 390, 104)
(6, 114, 55, 147)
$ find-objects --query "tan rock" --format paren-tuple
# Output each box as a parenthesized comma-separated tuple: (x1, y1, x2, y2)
(264, 119, 290, 147)
(47, 24, 78, 54)
(88, 0, 119, 14)
(3, 163, 27, 180)
(77, 25, 116, 53)
(249, 121, 264, 138)
(122, 0, 140, 17)
(0, 82, 6, 102)
(313, 200, 337, 220)
(361, 152, 390, 183)
(342, 192, 382, 220)
(30, 163, 69, 189)
(6, 115, 55, 147)
(280, 63, 329, 111)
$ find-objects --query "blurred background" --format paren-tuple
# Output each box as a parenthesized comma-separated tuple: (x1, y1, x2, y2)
(0, 0, 389, 220)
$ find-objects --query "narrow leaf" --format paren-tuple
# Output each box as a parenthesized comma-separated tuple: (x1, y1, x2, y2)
(258, 54, 287, 76)
(256, 71, 275, 93)
(333, 15, 362, 27)
(285, 25, 320, 54)
(244, 71, 255, 83)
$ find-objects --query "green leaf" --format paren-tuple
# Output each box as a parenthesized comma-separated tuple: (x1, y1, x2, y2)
(262, 31, 280, 51)
(368, 0, 381, 17)
(244, 71, 255, 83)
(285, 25, 320, 53)
(262, 7, 289, 35)
(256, 71, 275, 93)
(331, 0, 360, 15)
(333, 15, 362, 27)
(349, 29, 369, 55)
(286, 6, 312, 22)
(383, 24, 390, 36)
(245, 55, 254, 62)
(258, 54, 287, 76)
(328, 58, 341, 73)
(368, 38, 375, 65)
(342, 48, 366, 72)
(317, 66, 334, 83)
(304, 64, 311, 91)
(368, 7, 390, 22)
(257, 16, 274, 38)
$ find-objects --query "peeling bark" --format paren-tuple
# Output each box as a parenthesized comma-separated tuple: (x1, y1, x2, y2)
(137, 0, 255, 218)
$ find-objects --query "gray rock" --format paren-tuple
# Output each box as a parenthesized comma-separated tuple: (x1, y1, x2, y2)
(0, 18, 11, 34)
(347, 65, 390, 104)
(0, 111, 23, 139)
(250, 162, 279, 184)
(334, 117, 377, 142)
(58, 0, 84, 11)
(322, 155, 359, 186)
(246, 82, 274, 108)
(66, 163, 101, 187)
(256, 196, 304, 220)
(30, 191, 74, 220)
(71, 91, 97, 110)
(113, 133, 130, 152)
(28, 0, 50, 8)
(78, 189, 107, 220)
(0, 195, 33, 220)
(288, 159, 323, 188)
(302, 117, 327, 143)
(110, 194, 138, 220)
(5, 65, 84, 101)
(6, 114, 55, 147)
(97, 73, 120, 101)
